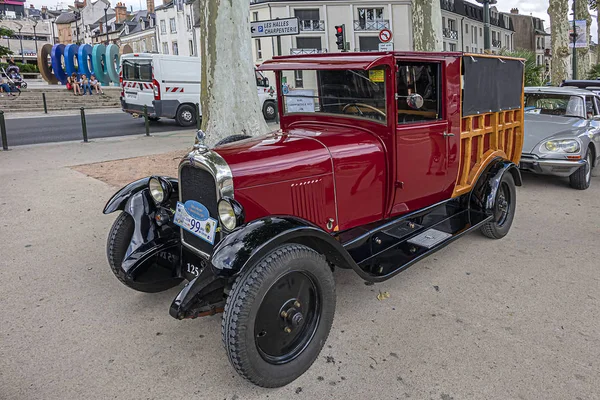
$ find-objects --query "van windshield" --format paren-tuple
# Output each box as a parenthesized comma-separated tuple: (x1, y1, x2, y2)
(122, 58, 152, 81)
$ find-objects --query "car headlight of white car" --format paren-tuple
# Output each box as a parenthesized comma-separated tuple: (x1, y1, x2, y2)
(540, 139, 581, 154)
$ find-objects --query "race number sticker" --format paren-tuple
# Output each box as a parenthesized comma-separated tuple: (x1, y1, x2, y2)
(173, 200, 218, 245)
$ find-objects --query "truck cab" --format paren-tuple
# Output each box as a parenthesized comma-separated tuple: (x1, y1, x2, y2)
(103, 52, 525, 389)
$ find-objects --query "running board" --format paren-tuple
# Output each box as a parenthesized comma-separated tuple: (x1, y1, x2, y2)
(351, 207, 492, 282)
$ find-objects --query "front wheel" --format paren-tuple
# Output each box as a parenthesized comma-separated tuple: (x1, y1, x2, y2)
(176, 104, 197, 127)
(222, 244, 335, 387)
(480, 172, 516, 239)
(569, 150, 593, 190)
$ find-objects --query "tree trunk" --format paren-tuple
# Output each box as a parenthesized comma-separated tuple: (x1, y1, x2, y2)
(196, 0, 270, 146)
(548, 0, 570, 84)
(597, 1, 600, 64)
(412, 0, 443, 52)
(574, 0, 591, 79)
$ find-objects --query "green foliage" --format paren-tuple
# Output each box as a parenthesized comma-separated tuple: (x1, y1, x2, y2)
(0, 62, 39, 73)
(587, 63, 600, 79)
(499, 49, 545, 86)
(0, 27, 14, 58)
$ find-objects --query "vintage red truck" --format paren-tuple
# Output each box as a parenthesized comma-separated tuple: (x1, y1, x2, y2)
(103, 52, 525, 387)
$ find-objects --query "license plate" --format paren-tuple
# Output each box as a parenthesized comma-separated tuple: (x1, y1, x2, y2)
(125, 92, 137, 100)
(173, 201, 218, 245)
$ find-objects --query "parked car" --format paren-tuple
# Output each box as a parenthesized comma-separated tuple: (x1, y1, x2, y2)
(103, 52, 525, 387)
(521, 87, 600, 189)
(120, 53, 277, 126)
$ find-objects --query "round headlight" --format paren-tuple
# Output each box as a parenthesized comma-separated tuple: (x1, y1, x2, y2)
(148, 177, 165, 203)
(544, 140, 560, 152)
(559, 140, 580, 153)
(218, 199, 237, 231)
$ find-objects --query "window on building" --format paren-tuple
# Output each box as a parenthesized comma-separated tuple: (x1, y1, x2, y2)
(473, 29, 477, 44)
(357, 7, 384, 30)
(443, 42, 447, 51)
(296, 37, 322, 50)
(172, 41, 178, 55)
(449, 43, 457, 51)
(466, 46, 469, 52)
(162, 41, 169, 54)
(169, 18, 176, 33)
(295, 9, 320, 31)
(294, 70, 303, 88)
(160, 19, 166, 34)
(255, 39, 262, 59)
(189, 40, 194, 56)
(448, 19, 456, 31)
(465, 24, 469, 34)
(480, 27, 482, 36)
(186, 15, 191, 31)
(442, 17, 446, 29)
(359, 36, 380, 51)
(151, 37, 156, 52)
(253, 11, 259, 22)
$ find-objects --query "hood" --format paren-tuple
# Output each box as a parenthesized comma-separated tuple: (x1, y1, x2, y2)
(523, 114, 588, 153)
(214, 132, 332, 189)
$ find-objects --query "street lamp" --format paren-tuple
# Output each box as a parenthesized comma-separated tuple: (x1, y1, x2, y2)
(104, 7, 109, 45)
(476, 0, 497, 52)
(74, 11, 80, 44)
(33, 20, 38, 56)
(16, 23, 24, 63)
(570, 3, 578, 80)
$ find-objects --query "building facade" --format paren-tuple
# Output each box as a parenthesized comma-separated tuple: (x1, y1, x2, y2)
(0, 16, 54, 63)
(119, 10, 157, 53)
(155, 0, 197, 57)
(509, 8, 549, 66)
(440, 0, 514, 54)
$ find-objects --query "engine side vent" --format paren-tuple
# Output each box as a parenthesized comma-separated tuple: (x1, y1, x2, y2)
(291, 179, 325, 225)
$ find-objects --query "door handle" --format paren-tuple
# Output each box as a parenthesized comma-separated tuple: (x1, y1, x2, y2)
(443, 132, 455, 137)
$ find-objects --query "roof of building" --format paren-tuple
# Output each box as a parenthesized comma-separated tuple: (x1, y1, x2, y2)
(441, 0, 514, 31)
(54, 12, 78, 24)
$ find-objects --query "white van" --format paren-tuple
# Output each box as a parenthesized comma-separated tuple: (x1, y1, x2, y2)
(120, 53, 277, 127)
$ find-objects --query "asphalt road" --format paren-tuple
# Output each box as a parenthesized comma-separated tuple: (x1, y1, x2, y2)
(1, 135, 599, 399)
(3, 112, 190, 146)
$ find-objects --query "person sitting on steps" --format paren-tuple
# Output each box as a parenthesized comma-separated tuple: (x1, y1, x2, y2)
(90, 75, 104, 95)
(81, 75, 93, 95)
(67, 73, 82, 95)
(0, 75, 14, 96)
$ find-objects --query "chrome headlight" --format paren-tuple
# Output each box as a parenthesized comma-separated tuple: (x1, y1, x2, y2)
(541, 139, 581, 154)
(218, 197, 244, 232)
(148, 176, 172, 204)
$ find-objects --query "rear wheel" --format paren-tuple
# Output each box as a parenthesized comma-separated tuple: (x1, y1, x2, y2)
(148, 116, 160, 122)
(569, 150, 593, 190)
(480, 173, 516, 239)
(222, 244, 335, 387)
(176, 104, 197, 127)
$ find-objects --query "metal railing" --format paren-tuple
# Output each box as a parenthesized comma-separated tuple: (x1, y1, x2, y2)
(354, 20, 390, 31)
(299, 20, 325, 31)
(290, 48, 326, 55)
(443, 28, 459, 40)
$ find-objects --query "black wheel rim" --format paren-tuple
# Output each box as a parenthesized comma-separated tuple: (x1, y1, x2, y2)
(254, 271, 321, 365)
(495, 182, 511, 226)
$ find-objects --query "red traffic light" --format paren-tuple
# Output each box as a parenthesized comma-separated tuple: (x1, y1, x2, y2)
(336, 27, 343, 34)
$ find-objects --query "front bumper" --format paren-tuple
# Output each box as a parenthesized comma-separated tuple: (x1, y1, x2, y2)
(519, 154, 587, 177)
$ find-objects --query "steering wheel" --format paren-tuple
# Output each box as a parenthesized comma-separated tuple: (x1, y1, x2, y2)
(342, 103, 386, 118)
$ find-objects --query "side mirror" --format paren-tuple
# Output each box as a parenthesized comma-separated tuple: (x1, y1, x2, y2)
(407, 93, 424, 110)
(263, 78, 269, 87)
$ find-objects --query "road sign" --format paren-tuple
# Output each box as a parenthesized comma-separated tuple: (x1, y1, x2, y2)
(379, 29, 393, 43)
(378, 42, 393, 52)
(251, 17, 300, 38)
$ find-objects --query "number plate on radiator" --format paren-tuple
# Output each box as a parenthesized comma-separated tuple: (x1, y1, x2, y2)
(173, 201, 218, 245)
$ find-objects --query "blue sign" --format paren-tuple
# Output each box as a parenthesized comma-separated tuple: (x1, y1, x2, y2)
(184, 200, 210, 221)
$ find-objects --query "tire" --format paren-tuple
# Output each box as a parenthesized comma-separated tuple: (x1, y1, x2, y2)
(569, 150, 593, 190)
(262, 101, 277, 121)
(480, 172, 516, 239)
(106, 212, 166, 293)
(222, 244, 336, 388)
(20, 82, 27, 90)
(176, 104, 197, 127)
(148, 116, 160, 122)
(214, 134, 252, 147)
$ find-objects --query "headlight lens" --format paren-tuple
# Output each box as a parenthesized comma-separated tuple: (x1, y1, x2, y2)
(218, 199, 237, 231)
(543, 139, 581, 153)
(148, 177, 165, 203)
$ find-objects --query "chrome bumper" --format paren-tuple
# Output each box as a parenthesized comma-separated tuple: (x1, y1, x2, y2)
(519, 155, 587, 177)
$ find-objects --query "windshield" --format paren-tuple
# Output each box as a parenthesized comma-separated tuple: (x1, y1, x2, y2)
(525, 93, 585, 118)
(280, 69, 387, 123)
(122, 58, 152, 81)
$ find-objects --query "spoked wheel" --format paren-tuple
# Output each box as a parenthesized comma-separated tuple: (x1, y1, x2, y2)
(222, 244, 335, 387)
(480, 173, 516, 239)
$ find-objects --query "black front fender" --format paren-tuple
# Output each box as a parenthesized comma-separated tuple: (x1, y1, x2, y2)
(210, 216, 357, 279)
(103, 176, 178, 215)
(470, 158, 522, 214)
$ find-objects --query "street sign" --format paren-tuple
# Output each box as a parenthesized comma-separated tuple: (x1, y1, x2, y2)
(378, 42, 393, 52)
(251, 17, 300, 38)
(379, 29, 393, 43)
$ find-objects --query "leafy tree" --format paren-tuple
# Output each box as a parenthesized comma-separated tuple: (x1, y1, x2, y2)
(0, 27, 14, 58)
(499, 49, 545, 86)
(587, 63, 600, 79)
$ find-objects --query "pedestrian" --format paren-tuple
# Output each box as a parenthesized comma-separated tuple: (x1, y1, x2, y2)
(90, 75, 104, 94)
(0, 75, 14, 96)
(81, 75, 93, 95)
(69, 73, 82, 95)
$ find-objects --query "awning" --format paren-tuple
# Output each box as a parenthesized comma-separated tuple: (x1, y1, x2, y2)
(257, 53, 396, 71)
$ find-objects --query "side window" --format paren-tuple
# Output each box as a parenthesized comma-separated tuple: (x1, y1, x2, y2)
(585, 96, 596, 118)
(397, 63, 441, 124)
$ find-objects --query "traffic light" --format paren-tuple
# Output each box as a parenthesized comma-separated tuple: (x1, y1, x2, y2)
(335, 25, 345, 51)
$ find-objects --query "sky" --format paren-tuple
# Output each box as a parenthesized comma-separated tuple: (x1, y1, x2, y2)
(24, 0, 599, 41)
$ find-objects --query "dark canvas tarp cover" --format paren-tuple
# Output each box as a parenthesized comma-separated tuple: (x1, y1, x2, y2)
(462, 56, 524, 116)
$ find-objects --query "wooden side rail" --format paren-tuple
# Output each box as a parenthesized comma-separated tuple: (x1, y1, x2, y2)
(452, 109, 524, 197)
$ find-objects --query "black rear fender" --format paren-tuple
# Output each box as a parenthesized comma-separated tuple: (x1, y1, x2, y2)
(470, 158, 521, 214)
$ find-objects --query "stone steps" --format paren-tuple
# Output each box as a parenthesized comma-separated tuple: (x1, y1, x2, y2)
(0, 88, 122, 112)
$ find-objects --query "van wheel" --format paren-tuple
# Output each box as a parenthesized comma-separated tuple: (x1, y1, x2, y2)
(263, 101, 276, 121)
(480, 173, 516, 239)
(176, 104, 197, 127)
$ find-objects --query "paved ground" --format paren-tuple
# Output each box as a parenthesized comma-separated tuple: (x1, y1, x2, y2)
(0, 134, 599, 400)
(2, 111, 192, 147)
